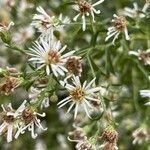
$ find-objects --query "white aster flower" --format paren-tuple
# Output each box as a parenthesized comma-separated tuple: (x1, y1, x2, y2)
(0, 101, 26, 142)
(15, 102, 47, 139)
(129, 49, 150, 65)
(28, 34, 75, 76)
(57, 76, 101, 119)
(123, 2, 147, 18)
(73, 0, 104, 31)
(132, 127, 149, 145)
(105, 14, 130, 45)
(31, 6, 70, 35)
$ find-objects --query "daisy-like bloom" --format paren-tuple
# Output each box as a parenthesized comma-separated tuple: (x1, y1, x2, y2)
(0, 101, 26, 142)
(73, 0, 104, 31)
(57, 76, 101, 119)
(31, 6, 70, 35)
(129, 49, 150, 65)
(66, 56, 82, 76)
(99, 127, 118, 150)
(123, 2, 148, 18)
(140, 89, 150, 106)
(15, 103, 47, 139)
(28, 34, 75, 76)
(0, 76, 20, 95)
(132, 127, 150, 145)
(105, 14, 130, 45)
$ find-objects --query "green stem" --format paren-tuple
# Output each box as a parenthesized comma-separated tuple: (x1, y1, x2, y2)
(87, 49, 96, 78)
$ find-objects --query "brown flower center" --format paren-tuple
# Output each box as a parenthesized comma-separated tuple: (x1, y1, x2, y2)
(45, 50, 61, 64)
(70, 86, 85, 101)
(22, 108, 34, 124)
(136, 131, 147, 138)
(139, 51, 150, 60)
(3, 114, 15, 123)
(113, 17, 126, 31)
(78, 0, 92, 13)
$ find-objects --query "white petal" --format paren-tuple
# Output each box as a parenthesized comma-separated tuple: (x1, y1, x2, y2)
(112, 32, 120, 45)
(92, 0, 104, 7)
(7, 125, 13, 142)
(59, 45, 67, 53)
(83, 102, 91, 118)
(84, 100, 93, 109)
(46, 65, 50, 75)
(128, 51, 139, 56)
(57, 96, 71, 105)
(86, 87, 101, 93)
(67, 102, 75, 113)
(30, 123, 38, 139)
(73, 14, 80, 21)
(0, 122, 7, 134)
(82, 15, 86, 31)
(74, 103, 79, 119)
(58, 100, 72, 108)
(85, 78, 96, 90)
(105, 30, 118, 42)
(124, 27, 130, 40)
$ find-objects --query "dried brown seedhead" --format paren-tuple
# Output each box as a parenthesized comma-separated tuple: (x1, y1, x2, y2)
(113, 16, 126, 31)
(66, 56, 82, 76)
(0, 76, 19, 95)
(22, 107, 35, 124)
(101, 128, 118, 143)
(77, 0, 92, 14)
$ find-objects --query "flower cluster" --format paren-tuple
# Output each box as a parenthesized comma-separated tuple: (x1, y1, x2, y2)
(0, 101, 47, 142)
(0, 0, 149, 149)
(31, 6, 70, 36)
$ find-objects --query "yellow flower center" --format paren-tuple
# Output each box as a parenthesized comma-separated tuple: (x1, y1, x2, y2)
(70, 86, 85, 101)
